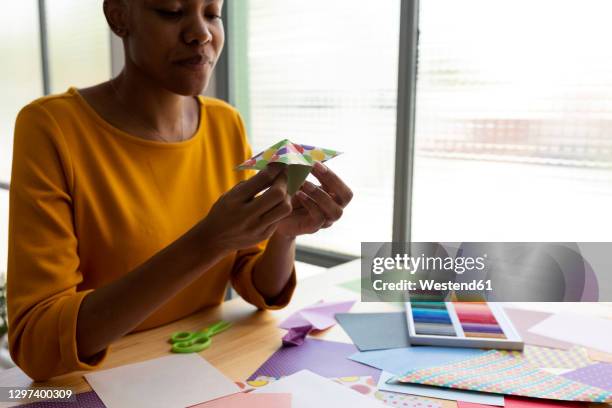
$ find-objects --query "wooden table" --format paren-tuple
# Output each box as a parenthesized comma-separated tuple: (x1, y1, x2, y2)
(0, 259, 610, 407)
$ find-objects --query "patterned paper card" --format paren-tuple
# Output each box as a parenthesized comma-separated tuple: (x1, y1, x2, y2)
(392, 350, 612, 403)
(499, 346, 592, 369)
(236, 139, 342, 194)
(237, 139, 341, 170)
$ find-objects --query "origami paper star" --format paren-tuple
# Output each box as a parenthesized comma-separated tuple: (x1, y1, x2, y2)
(236, 139, 341, 194)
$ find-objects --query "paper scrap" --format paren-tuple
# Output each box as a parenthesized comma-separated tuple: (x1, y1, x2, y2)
(349, 346, 487, 375)
(338, 278, 362, 294)
(248, 338, 380, 381)
(282, 325, 312, 347)
(392, 350, 612, 402)
(280, 300, 355, 331)
(528, 313, 612, 354)
(84, 354, 239, 408)
(189, 393, 291, 408)
(503, 308, 572, 350)
(279, 300, 355, 346)
(251, 370, 383, 408)
(562, 362, 612, 392)
(335, 312, 410, 351)
(377, 371, 505, 406)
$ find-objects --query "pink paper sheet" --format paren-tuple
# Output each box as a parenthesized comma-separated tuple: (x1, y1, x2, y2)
(458, 396, 586, 408)
(190, 393, 291, 408)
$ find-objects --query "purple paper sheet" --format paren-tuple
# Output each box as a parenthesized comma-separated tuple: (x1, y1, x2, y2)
(562, 362, 612, 392)
(248, 338, 381, 381)
(20, 391, 105, 407)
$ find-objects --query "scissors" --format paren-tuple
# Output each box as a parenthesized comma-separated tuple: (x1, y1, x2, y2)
(169, 320, 232, 353)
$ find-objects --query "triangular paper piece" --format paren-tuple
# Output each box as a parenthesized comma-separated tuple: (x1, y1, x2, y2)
(237, 139, 341, 194)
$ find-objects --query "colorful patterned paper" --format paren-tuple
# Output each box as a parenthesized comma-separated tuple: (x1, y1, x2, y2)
(392, 350, 612, 403)
(245, 375, 443, 408)
(499, 346, 592, 369)
(237, 139, 341, 170)
(236, 139, 341, 194)
(373, 390, 443, 408)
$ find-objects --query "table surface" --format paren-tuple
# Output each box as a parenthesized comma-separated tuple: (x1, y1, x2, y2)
(1, 259, 611, 407)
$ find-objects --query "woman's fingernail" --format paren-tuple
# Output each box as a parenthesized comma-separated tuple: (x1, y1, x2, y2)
(303, 182, 315, 192)
(314, 162, 327, 173)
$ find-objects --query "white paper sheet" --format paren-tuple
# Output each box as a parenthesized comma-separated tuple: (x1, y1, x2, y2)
(84, 354, 239, 408)
(528, 312, 612, 353)
(377, 371, 505, 406)
(252, 369, 383, 408)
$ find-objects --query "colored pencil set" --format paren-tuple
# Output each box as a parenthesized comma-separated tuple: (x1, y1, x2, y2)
(405, 297, 523, 350)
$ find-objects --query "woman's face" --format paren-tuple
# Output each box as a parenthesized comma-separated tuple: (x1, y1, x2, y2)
(119, 0, 224, 95)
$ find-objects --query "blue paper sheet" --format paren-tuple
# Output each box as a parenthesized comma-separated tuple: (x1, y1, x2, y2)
(349, 346, 487, 375)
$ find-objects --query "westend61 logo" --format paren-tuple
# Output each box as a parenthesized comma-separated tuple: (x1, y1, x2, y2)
(371, 253, 487, 275)
(360, 242, 611, 302)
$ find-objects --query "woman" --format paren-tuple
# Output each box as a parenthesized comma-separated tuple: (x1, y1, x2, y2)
(7, 0, 352, 381)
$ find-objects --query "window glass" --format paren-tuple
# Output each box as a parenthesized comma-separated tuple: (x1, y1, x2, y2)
(231, 0, 400, 254)
(47, 0, 111, 93)
(412, 0, 612, 241)
(0, 1, 43, 182)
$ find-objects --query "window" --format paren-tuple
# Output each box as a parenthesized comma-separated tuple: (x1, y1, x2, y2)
(0, 0, 111, 184)
(229, 0, 401, 255)
(0, 1, 43, 182)
(0, 0, 111, 275)
(411, 0, 612, 242)
(46, 0, 111, 93)
(231, 0, 612, 255)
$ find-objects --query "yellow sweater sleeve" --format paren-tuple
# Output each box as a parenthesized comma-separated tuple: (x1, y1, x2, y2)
(8, 103, 107, 381)
(229, 113, 297, 309)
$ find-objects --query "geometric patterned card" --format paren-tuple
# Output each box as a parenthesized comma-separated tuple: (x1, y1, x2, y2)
(392, 351, 612, 403)
(237, 139, 341, 170)
(499, 346, 592, 369)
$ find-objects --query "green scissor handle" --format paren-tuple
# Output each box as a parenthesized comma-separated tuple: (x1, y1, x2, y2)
(205, 320, 232, 336)
(171, 334, 212, 353)
(169, 320, 232, 353)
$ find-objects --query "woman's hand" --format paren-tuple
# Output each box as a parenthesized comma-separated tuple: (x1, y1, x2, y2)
(76, 165, 292, 367)
(198, 163, 292, 253)
(275, 162, 353, 238)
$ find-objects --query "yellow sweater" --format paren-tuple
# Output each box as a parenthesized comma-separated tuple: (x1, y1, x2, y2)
(7, 88, 296, 381)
